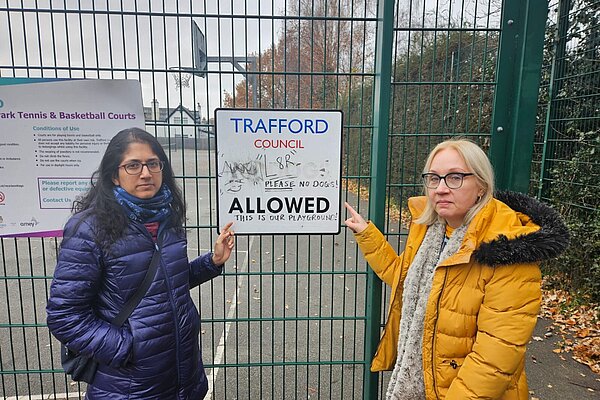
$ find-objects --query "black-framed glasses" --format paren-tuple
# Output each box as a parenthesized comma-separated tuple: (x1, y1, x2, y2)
(119, 160, 164, 175)
(422, 172, 474, 189)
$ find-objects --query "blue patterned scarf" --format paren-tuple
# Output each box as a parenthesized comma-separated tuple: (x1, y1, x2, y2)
(113, 185, 173, 223)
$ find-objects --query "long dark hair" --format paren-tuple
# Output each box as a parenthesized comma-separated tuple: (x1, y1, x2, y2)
(73, 127, 185, 246)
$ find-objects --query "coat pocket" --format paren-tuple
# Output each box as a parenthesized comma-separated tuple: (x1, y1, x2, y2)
(437, 357, 465, 387)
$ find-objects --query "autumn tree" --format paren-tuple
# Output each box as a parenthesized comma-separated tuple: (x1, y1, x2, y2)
(223, 0, 374, 109)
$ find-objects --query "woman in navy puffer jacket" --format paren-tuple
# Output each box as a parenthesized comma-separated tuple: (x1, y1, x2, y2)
(47, 128, 234, 399)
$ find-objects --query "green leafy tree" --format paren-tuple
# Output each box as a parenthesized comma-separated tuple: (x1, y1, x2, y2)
(346, 29, 499, 205)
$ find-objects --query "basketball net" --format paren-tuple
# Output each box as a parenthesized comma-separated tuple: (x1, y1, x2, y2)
(173, 72, 192, 91)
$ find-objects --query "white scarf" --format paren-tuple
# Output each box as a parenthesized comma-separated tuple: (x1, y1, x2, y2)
(386, 221, 468, 400)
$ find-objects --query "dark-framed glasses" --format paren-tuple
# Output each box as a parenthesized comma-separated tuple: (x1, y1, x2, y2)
(421, 172, 474, 189)
(119, 160, 164, 175)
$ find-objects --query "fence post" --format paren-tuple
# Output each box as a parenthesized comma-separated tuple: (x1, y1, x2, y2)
(489, 0, 549, 192)
(364, 0, 395, 398)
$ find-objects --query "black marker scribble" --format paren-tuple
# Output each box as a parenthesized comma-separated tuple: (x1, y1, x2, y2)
(218, 151, 331, 194)
(219, 154, 265, 193)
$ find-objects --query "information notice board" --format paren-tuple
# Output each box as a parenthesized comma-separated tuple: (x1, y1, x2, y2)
(0, 79, 145, 237)
(215, 109, 343, 235)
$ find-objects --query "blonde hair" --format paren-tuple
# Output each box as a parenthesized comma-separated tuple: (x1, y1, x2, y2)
(415, 138, 495, 226)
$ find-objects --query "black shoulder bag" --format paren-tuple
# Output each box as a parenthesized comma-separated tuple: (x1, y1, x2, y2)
(61, 248, 160, 384)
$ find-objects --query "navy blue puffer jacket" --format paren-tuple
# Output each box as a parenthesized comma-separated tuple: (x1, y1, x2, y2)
(47, 211, 222, 399)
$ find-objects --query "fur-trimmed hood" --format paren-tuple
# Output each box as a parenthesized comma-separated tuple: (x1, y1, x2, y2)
(472, 191, 570, 267)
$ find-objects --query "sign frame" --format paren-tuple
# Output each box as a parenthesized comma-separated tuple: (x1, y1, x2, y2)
(215, 108, 343, 235)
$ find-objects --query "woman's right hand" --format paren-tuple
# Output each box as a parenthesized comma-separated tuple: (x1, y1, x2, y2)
(344, 202, 368, 234)
(212, 222, 235, 265)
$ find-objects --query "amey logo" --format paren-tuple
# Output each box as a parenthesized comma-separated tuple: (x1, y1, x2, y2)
(20, 217, 39, 227)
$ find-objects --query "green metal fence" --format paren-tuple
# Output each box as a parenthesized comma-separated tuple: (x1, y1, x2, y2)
(372, 0, 547, 397)
(532, 0, 600, 299)
(0, 0, 558, 398)
(0, 2, 375, 398)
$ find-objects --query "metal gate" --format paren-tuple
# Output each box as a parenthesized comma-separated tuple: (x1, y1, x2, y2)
(0, 0, 547, 398)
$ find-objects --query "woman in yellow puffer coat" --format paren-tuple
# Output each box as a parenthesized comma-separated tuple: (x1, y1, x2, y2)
(345, 139, 569, 400)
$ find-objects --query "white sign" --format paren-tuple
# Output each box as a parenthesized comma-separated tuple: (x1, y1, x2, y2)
(0, 79, 145, 237)
(215, 109, 343, 234)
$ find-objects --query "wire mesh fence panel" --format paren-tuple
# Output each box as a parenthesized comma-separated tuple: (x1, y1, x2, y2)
(0, 1, 374, 398)
(532, 0, 600, 298)
(376, 0, 504, 396)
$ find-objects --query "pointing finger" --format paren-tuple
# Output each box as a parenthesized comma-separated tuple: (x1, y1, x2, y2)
(344, 202, 357, 217)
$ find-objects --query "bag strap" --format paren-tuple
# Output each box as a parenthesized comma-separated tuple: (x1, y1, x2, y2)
(112, 245, 160, 327)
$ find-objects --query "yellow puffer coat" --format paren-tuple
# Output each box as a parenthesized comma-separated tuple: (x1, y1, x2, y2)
(354, 192, 569, 399)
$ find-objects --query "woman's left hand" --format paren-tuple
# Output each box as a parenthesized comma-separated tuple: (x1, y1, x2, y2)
(212, 222, 235, 265)
(344, 202, 369, 234)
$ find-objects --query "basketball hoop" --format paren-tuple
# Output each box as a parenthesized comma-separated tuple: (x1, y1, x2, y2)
(172, 72, 192, 91)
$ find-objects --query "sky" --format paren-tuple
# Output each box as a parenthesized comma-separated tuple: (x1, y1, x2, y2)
(0, 0, 502, 120)
(0, 0, 284, 120)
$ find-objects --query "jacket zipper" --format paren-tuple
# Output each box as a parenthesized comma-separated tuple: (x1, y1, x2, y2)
(156, 229, 182, 390)
(137, 222, 182, 390)
(431, 267, 448, 400)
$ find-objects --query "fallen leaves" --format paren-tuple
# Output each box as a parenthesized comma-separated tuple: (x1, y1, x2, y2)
(578, 328, 592, 338)
(540, 279, 600, 374)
